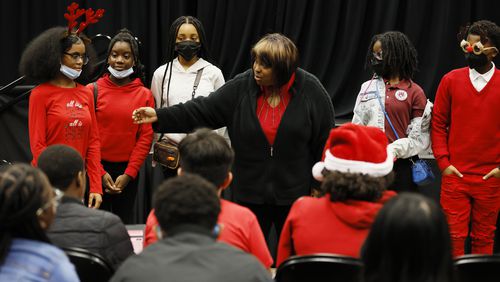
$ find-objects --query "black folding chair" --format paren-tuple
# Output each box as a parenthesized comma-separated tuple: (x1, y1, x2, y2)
(275, 253, 363, 282)
(63, 247, 114, 282)
(455, 254, 500, 282)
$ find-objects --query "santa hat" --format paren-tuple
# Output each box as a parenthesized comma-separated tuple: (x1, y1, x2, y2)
(312, 123, 393, 181)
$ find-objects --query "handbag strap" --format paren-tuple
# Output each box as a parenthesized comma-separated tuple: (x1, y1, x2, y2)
(191, 68, 204, 100)
(374, 80, 400, 140)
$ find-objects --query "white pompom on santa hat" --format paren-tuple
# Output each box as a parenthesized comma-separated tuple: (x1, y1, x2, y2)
(312, 123, 394, 181)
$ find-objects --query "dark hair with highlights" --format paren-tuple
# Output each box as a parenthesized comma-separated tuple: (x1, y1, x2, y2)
(320, 170, 394, 202)
(154, 174, 220, 232)
(0, 164, 52, 264)
(251, 33, 299, 86)
(19, 27, 96, 84)
(365, 31, 418, 80)
(362, 193, 454, 282)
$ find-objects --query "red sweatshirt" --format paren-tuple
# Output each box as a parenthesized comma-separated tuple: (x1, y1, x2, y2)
(88, 75, 155, 178)
(277, 191, 396, 266)
(431, 67, 500, 175)
(29, 83, 102, 194)
(143, 199, 273, 268)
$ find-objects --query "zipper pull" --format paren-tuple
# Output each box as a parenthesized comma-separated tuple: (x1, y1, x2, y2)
(270, 146, 273, 157)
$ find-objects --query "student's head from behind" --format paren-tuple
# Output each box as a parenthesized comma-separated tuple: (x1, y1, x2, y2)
(154, 174, 220, 236)
(366, 31, 418, 80)
(458, 20, 499, 70)
(106, 28, 146, 83)
(362, 193, 454, 282)
(312, 123, 394, 202)
(0, 164, 60, 263)
(251, 33, 299, 87)
(165, 16, 210, 62)
(37, 145, 85, 199)
(19, 26, 96, 83)
(178, 128, 234, 189)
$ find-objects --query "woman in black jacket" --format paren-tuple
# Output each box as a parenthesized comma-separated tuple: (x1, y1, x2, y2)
(133, 33, 335, 251)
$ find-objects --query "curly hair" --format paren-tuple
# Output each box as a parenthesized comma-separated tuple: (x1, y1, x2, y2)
(19, 27, 96, 84)
(320, 170, 394, 202)
(0, 164, 52, 264)
(104, 28, 146, 84)
(458, 20, 500, 48)
(154, 173, 220, 233)
(179, 128, 234, 187)
(365, 31, 418, 80)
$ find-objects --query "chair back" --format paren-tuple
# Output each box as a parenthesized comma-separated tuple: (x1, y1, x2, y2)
(63, 247, 114, 282)
(455, 254, 500, 282)
(275, 253, 363, 282)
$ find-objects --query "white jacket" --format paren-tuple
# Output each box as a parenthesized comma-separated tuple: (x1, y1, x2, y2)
(352, 78, 433, 159)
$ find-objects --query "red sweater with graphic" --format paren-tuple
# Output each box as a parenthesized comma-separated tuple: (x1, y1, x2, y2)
(29, 83, 102, 194)
(144, 199, 273, 268)
(431, 67, 500, 175)
(88, 75, 155, 179)
(277, 191, 396, 266)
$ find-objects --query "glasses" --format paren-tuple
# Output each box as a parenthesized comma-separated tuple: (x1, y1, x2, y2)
(36, 188, 64, 216)
(63, 52, 89, 65)
(460, 40, 498, 55)
(372, 50, 383, 60)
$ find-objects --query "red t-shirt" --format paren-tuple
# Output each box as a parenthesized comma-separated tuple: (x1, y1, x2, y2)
(88, 75, 155, 178)
(29, 83, 102, 194)
(277, 191, 396, 266)
(256, 73, 295, 145)
(383, 80, 426, 142)
(144, 199, 273, 268)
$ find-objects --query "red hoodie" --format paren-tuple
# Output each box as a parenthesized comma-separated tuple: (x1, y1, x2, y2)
(88, 75, 155, 178)
(277, 191, 396, 266)
(29, 83, 102, 194)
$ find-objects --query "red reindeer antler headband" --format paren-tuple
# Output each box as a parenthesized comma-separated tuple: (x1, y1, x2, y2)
(64, 2, 105, 35)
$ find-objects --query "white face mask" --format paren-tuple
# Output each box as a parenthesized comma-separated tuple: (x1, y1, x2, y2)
(108, 66, 134, 79)
(60, 64, 82, 80)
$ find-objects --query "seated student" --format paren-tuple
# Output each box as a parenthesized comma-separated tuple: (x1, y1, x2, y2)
(362, 193, 455, 282)
(143, 128, 273, 268)
(37, 145, 134, 270)
(111, 174, 272, 282)
(0, 164, 79, 282)
(277, 123, 396, 266)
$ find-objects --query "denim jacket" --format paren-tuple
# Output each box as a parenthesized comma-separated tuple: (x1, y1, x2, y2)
(352, 77, 433, 159)
(0, 238, 79, 282)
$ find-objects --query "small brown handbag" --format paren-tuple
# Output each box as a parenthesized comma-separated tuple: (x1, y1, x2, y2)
(153, 138, 180, 169)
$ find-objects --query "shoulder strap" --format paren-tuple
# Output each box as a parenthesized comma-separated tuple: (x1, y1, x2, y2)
(92, 82, 98, 111)
(191, 68, 205, 100)
(374, 80, 400, 139)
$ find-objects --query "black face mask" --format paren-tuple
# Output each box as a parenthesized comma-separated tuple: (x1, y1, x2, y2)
(175, 41, 201, 61)
(370, 58, 388, 77)
(465, 53, 489, 70)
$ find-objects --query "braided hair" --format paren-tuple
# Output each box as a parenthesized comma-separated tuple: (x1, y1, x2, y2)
(105, 28, 146, 84)
(365, 31, 418, 80)
(159, 16, 210, 108)
(0, 164, 52, 264)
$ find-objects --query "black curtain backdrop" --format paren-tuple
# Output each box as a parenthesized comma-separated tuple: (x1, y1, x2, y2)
(1, 1, 499, 221)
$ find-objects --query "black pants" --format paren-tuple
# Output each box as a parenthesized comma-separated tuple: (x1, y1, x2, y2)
(100, 161, 138, 224)
(238, 202, 291, 264)
(388, 157, 418, 193)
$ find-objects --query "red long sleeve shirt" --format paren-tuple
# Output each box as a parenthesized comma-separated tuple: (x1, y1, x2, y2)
(88, 75, 155, 179)
(431, 67, 500, 175)
(29, 83, 102, 194)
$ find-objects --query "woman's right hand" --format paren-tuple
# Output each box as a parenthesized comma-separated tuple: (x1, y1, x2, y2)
(442, 165, 463, 178)
(132, 107, 158, 124)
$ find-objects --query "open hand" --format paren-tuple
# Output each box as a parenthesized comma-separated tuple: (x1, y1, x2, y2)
(132, 107, 158, 124)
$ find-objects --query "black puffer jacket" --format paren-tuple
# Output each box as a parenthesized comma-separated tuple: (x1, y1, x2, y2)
(47, 196, 134, 270)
